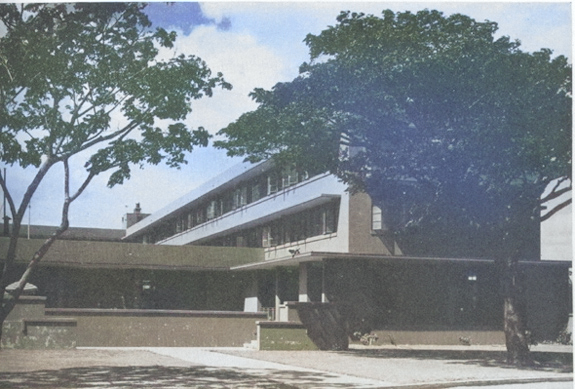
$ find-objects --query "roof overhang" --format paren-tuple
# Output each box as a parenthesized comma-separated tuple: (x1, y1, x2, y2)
(231, 251, 573, 271)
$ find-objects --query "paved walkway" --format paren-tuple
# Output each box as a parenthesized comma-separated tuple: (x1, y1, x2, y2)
(150, 345, 573, 388)
(0, 345, 571, 388)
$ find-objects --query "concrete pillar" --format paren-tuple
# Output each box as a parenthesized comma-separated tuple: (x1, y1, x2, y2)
(275, 268, 282, 320)
(321, 262, 329, 303)
(299, 262, 310, 302)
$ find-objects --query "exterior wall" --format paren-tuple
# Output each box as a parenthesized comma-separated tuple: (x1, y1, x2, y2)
(522, 265, 572, 341)
(27, 267, 252, 311)
(368, 329, 505, 346)
(2, 296, 78, 349)
(348, 192, 398, 255)
(2, 297, 266, 348)
(540, 178, 572, 261)
(46, 308, 266, 347)
(541, 203, 572, 261)
(257, 321, 318, 350)
(322, 258, 571, 343)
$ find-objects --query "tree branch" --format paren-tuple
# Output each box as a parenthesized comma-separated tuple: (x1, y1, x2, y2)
(540, 184, 572, 204)
(541, 197, 572, 222)
(0, 169, 17, 222)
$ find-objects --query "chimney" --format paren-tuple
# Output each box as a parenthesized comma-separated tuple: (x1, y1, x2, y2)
(125, 203, 149, 229)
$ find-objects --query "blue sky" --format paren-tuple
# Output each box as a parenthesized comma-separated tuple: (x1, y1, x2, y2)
(8, 2, 572, 230)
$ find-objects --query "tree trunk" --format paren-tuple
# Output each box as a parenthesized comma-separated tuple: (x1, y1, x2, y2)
(500, 256, 533, 366)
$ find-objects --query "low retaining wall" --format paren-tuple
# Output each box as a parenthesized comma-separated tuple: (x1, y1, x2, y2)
(46, 308, 266, 347)
(2, 296, 78, 349)
(368, 328, 505, 346)
(257, 321, 318, 351)
(3, 297, 267, 348)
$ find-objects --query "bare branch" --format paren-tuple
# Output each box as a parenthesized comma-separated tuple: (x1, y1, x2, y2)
(540, 184, 572, 204)
(15, 157, 56, 226)
(63, 158, 70, 200)
(69, 168, 96, 203)
(541, 197, 572, 222)
(0, 170, 17, 225)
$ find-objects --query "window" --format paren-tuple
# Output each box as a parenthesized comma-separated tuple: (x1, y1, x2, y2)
(236, 236, 246, 247)
(282, 166, 298, 188)
(372, 205, 383, 230)
(324, 207, 336, 234)
(262, 226, 272, 248)
(267, 173, 279, 195)
(195, 208, 205, 225)
(233, 186, 248, 209)
(251, 181, 263, 202)
(222, 193, 234, 213)
(206, 200, 217, 220)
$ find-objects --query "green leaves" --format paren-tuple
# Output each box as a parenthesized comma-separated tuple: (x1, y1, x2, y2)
(0, 3, 230, 187)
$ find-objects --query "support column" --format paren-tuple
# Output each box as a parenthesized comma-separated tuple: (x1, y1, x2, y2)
(275, 268, 281, 321)
(299, 262, 310, 302)
(321, 262, 329, 303)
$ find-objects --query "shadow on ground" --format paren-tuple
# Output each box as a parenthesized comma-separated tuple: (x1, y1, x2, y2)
(342, 348, 573, 373)
(0, 365, 348, 389)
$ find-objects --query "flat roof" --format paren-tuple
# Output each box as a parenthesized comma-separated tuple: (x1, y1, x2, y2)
(230, 251, 573, 270)
(1, 238, 264, 271)
(11, 225, 125, 241)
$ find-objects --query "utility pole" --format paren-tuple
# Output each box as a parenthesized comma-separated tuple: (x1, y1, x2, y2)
(27, 204, 31, 240)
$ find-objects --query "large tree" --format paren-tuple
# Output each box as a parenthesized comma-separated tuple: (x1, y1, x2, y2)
(0, 3, 231, 342)
(216, 10, 571, 364)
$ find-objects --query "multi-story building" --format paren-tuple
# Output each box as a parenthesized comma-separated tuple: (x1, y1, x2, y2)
(124, 159, 401, 259)
(123, 160, 571, 345)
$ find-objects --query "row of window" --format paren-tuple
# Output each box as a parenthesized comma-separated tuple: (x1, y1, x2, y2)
(142, 166, 310, 244)
(202, 200, 340, 248)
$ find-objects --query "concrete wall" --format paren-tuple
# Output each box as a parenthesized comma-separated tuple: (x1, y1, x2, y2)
(2, 296, 77, 349)
(3, 296, 267, 348)
(367, 329, 505, 346)
(540, 178, 572, 261)
(257, 321, 317, 350)
(348, 192, 398, 255)
(47, 308, 266, 347)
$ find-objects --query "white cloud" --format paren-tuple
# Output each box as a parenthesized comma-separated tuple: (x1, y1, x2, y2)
(158, 24, 291, 134)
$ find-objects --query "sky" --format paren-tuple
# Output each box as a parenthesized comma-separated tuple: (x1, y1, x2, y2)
(6, 1, 572, 230)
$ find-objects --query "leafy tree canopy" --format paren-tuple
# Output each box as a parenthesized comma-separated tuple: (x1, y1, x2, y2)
(0, 3, 231, 321)
(217, 9, 571, 258)
(0, 3, 231, 188)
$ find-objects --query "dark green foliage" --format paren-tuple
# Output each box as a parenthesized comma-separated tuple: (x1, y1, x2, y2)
(217, 9, 571, 258)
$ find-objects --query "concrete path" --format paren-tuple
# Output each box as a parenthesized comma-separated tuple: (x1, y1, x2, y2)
(143, 345, 573, 388)
(0, 345, 571, 388)
(148, 347, 389, 388)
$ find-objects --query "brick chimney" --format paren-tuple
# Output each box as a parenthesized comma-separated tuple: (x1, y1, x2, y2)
(124, 203, 150, 229)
